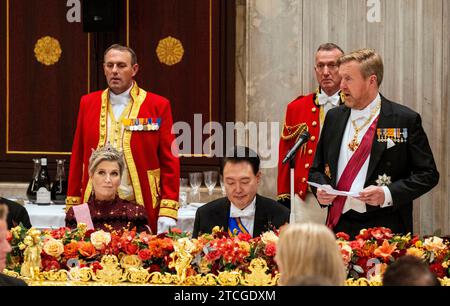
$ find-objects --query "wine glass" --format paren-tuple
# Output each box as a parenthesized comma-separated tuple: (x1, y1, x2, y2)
(189, 172, 202, 196)
(219, 174, 226, 195)
(203, 171, 218, 195)
(179, 178, 189, 207)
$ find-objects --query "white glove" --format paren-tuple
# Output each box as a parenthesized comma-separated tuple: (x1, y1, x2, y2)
(157, 216, 177, 234)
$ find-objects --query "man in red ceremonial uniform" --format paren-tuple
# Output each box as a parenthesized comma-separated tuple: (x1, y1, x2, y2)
(67, 44, 180, 234)
(309, 49, 439, 238)
(278, 43, 344, 224)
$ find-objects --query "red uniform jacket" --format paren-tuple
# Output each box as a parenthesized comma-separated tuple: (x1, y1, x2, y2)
(277, 93, 321, 201)
(67, 83, 180, 233)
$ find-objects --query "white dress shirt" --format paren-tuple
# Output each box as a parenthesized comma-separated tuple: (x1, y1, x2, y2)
(229, 197, 256, 236)
(337, 93, 392, 213)
(107, 84, 135, 200)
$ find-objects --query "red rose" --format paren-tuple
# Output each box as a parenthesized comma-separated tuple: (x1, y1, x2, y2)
(336, 232, 350, 241)
(237, 233, 252, 242)
(138, 249, 152, 261)
(91, 262, 103, 273)
(124, 243, 139, 255)
(429, 263, 446, 279)
(170, 228, 182, 234)
(264, 242, 276, 257)
(43, 259, 61, 271)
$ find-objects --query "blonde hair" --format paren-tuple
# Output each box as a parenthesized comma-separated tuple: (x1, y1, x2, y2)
(88, 144, 124, 178)
(275, 223, 347, 286)
(337, 48, 384, 86)
(0, 204, 7, 220)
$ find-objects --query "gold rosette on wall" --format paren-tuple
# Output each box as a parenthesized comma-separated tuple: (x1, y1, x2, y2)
(156, 36, 184, 66)
(34, 36, 62, 66)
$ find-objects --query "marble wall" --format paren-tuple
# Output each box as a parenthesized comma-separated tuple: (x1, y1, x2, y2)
(236, 0, 450, 235)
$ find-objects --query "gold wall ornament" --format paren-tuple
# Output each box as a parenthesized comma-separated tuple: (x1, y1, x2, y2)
(240, 258, 279, 286)
(34, 36, 62, 66)
(156, 36, 185, 66)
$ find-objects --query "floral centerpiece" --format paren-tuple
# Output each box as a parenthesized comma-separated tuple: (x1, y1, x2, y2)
(5, 225, 450, 285)
(5, 224, 280, 285)
(336, 227, 450, 283)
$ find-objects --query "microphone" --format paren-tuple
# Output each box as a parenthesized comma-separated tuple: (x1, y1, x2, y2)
(282, 130, 311, 164)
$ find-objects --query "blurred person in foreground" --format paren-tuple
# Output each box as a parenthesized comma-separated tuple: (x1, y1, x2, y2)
(275, 223, 346, 286)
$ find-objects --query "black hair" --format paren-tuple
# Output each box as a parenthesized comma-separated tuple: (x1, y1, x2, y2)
(221, 146, 260, 175)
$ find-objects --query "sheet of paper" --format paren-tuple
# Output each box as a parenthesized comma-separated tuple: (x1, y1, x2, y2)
(307, 181, 360, 197)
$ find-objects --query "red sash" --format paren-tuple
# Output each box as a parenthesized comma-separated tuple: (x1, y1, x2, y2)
(326, 116, 379, 230)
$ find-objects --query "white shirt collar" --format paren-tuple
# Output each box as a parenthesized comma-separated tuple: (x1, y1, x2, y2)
(109, 83, 133, 106)
(350, 93, 381, 122)
(229, 196, 256, 218)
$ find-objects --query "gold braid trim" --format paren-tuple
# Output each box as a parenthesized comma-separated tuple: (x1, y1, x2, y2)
(159, 199, 179, 219)
(281, 123, 308, 141)
(66, 197, 81, 206)
(277, 194, 290, 201)
(123, 82, 147, 206)
(147, 169, 161, 209)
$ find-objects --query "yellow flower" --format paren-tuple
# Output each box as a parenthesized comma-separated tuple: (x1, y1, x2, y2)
(442, 261, 450, 269)
(212, 226, 222, 234)
(406, 247, 424, 258)
(11, 226, 22, 239)
(415, 241, 423, 248)
(43, 239, 64, 258)
(18, 243, 25, 250)
(198, 258, 211, 274)
(90, 230, 112, 250)
(261, 231, 279, 244)
(238, 241, 251, 253)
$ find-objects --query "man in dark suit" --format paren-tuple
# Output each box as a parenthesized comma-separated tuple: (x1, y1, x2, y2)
(193, 146, 290, 238)
(0, 197, 32, 229)
(308, 48, 439, 238)
(0, 205, 27, 286)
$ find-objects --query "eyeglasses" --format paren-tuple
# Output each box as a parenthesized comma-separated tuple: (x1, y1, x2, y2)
(315, 63, 339, 72)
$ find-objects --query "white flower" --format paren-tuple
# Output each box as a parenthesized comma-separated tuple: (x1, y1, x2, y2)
(90, 230, 111, 250)
(261, 231, 279, 244)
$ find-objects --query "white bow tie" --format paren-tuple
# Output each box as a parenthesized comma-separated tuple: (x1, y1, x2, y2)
(230, 210, 254, 219)
(317, 92, 340, 106)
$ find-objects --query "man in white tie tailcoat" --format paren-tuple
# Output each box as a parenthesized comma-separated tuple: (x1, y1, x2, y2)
(277, 43, 344, 225)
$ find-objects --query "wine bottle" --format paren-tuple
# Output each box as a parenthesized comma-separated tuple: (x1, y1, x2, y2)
(26, 158, 41, 203)
(36, 157, 51, 205)
(51, 159, 67, 205)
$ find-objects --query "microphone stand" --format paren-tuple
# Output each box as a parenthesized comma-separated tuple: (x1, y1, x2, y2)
(289, 158, 296, 223)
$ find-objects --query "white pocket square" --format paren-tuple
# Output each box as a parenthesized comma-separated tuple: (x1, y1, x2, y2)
(387, 138, 396, 149)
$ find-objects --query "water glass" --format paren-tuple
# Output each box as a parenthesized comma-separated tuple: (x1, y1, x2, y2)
(179, 178, 189, 207)
(204, 171, 218, 195)
(219, 174, 226, 195)
(189, 172, 202, 195)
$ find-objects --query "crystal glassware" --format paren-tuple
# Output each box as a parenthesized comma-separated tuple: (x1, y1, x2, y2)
(204, 171, 218, 195)
(189, 172, 202, 195)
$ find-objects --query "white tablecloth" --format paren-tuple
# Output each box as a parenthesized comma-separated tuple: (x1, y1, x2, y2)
(25, 204, 66, 230)
(25, 203, 205, 234)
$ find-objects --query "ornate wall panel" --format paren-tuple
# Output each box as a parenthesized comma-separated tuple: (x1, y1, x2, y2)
(0, 0, 89, 180)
